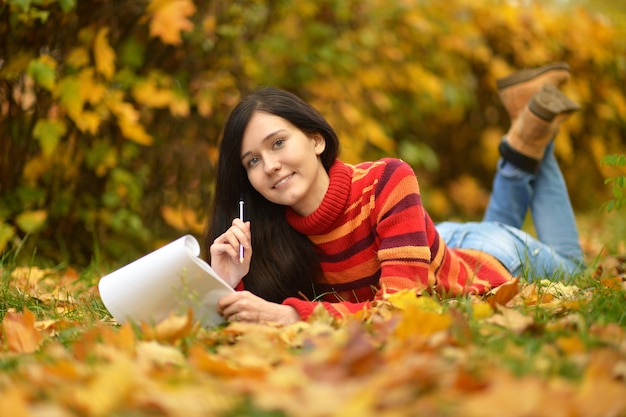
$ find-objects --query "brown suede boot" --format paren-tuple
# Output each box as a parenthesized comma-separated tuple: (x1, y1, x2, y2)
(497, 62, 571, 123)
(499, 84, 580, 173)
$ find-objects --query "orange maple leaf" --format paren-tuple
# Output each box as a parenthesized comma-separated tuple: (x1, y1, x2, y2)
(2, 308, 44, 353)
(147, 0, 196, 45)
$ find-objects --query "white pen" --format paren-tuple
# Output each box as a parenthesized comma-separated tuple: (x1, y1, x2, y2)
(239, 198, 245, 264)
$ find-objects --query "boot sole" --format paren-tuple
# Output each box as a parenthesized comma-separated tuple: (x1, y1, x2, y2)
(496, 62, 571, 90)
(529, 84, 580, 121)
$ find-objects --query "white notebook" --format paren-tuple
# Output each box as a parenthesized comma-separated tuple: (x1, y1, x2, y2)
(98, 235, 234, 327)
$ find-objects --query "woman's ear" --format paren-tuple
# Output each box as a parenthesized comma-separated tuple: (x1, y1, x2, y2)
(312, 133, 326, 155)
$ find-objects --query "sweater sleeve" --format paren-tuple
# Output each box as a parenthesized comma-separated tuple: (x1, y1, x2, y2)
(282, 297, 370, 320)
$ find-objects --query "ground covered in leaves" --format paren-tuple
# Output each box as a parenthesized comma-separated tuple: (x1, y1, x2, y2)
(1, 216, 625, 416)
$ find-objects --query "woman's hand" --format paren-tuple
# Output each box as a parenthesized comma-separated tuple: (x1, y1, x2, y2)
(217, 291, 300, 326)
(210, 218, 251, 288)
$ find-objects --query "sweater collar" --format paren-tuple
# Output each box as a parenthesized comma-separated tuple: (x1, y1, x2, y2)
(286, 160, 352, 235)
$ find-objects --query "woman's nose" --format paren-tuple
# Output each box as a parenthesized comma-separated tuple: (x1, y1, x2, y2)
(264, 156, 281, 174)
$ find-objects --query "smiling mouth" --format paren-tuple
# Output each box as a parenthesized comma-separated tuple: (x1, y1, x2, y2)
(273, 173, 294, 189)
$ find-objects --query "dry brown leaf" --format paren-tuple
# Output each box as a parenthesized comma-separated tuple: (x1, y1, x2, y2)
(136, 382, 236, 417)
(555, 335, 587, 356)
(101, 322, 137, 353)
(0, 386, 30, 417)
(486, 277, 520, 308)
(35, 318, 81, 338)
(2, 308, 44, 353)
(136, 340, 186, 368)
(188, 344, 263, 378)
(576, 350, 626, 417)
(41, 358, 85, 383)
(68, 353, 136, 416)
(141, 308, 195, 343)
(9, 266, 52, 293)
(484, 306, 534, 334)
(302, 323, 381, 381)
(459, 369, 575, 417)
(589, 322, 626, 348)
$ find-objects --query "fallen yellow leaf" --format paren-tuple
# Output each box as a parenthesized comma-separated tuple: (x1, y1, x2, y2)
(0, 386, 30, 417)
(69, 353, 136, 416)
(141, 309, 195, 343)
(136, 340, 186, 368)
(485, 306, 534, 334)
(555, 335, 587, 356)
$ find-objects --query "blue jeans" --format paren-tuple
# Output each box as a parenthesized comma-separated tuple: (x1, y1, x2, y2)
(437, 141, 585, 281)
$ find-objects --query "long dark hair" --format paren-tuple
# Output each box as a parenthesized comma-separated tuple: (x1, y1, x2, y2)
(203, 87, 340, 303)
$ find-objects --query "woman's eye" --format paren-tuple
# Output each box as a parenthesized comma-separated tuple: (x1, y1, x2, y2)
(273, 138, 285, 148)
(247, 157, 259, 168)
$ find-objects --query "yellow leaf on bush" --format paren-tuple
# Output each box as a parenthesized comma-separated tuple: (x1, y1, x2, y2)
(147, 0, 196, 45)
(132, 78, 174, 108)
(0, 51, 33, 79)
(78, 68, 107, 105)
(106, 93, 154, 145)
(15, 210, 48, 234)
(74, 110, 101, 134)
(27, 55, 57, 90)
(161, 205, 205, 233)
(161, 205, 187, 230)
(118, 118, 153, 145)
(194, 88, 214, 117)
(2, 308, 44, 353)
(169, 93, 190, 117)
(66, 46, 90, 68)
(33, 118, 67, 157)
(94, 27, 116, 79)
(361, 119, 396, 154)
(0, 221, 15, 253)
(106, 93, 138, 121)
(53, 69, 105, 133)
(55, 76, 84, 118)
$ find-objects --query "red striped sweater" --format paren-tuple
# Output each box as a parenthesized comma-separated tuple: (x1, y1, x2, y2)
(281, 158, 512, 319)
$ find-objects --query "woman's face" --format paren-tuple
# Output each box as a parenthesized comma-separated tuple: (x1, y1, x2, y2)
(241, 111, 329, 216)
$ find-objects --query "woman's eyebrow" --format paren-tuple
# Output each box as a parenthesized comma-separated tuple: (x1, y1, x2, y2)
(240, 129, 287, 161)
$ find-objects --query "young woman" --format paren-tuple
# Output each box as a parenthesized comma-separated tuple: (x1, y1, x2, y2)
(205, 63, 585, 325)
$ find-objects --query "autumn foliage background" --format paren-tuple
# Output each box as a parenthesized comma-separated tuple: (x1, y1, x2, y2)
(1, 0, 625, 266)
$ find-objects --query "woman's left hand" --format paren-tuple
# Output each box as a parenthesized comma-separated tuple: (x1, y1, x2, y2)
(217, 291, 300, 326)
